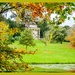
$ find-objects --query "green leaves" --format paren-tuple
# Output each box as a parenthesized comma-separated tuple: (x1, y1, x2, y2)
(19, 29, 35, 50)
(73, 17, 75, 20)
(68, 17, 70, 20)
(52, 27, 67, 44)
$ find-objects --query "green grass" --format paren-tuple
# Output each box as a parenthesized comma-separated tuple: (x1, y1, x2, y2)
(9, 40, 75, 64)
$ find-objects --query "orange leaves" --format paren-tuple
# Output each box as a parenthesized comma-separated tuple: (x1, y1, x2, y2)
(60, 6, 64, 10)
(69, 31, 75, 47)
(28, 2, 43, 11)
(28, 3, 37, 10)
(66, 31, 75, 47)
(32, 11, 42, 19)
(0, 2, 74, 23)
(14, 48, 27, 54)
(28, 49, 37, 55)
(28, 2, 44, 19)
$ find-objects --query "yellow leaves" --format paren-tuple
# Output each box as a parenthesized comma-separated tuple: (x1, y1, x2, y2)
(0, 54, 4, 58)
(0, 54, 6, 61)
(15, 48, 27, 54)
(0, 21, 9, 42)
(9, 28, 18, 35)
(9, 29, 14, 35)
(56, 7, 60, 11)
(21, 2, 29, 8)
(10, 2, 17, 7)
(26, 67, 32, 72)
(12, 3, 16, 7)
(14, 28, 18, 33)
(0, 21, 18, 42)
(15, 17, 21, 22)
(0, 22, 8, 31)
(10, 2, 29, 9)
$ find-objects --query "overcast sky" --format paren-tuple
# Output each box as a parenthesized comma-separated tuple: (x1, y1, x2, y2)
(60, 12, 75, 27)
(4, 10, 75, 27)
(51, 12, 75, 27)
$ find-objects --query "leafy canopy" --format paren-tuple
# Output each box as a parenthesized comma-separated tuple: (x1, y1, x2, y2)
(0, 2, 75, 24)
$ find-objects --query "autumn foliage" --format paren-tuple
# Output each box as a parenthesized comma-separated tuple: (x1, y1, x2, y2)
(0, 21, 32, 72)
(0, 2, 75, 24)
(0, 2, 75, 72)
(69, 31, 75, 47)
(66, 31, 75, 47)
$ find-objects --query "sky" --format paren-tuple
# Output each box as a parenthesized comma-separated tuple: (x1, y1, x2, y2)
(60, 12, 75, 27)
(51, 12, 75, 27)
(4, 10, 75, 27)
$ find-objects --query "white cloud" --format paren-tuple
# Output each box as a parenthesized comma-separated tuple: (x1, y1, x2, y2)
(60, 12, 75, 27)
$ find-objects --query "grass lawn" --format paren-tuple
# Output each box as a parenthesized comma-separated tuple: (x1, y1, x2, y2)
(9, 40, 75, 64)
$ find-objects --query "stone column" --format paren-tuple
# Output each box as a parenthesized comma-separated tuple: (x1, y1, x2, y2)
(38, 28, 40, 39)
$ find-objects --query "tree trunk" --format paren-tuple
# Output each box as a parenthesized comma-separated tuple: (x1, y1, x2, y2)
(26, 46, 27, 51)
(60, 41, 62, 44)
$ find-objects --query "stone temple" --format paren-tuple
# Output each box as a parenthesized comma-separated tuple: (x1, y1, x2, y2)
(25, 22, 40, 39)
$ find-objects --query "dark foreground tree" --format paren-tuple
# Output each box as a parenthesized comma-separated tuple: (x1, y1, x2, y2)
(0, 21, 33, 72)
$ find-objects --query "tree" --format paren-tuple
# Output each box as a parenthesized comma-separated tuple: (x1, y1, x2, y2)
(36, 18, 49, 38)
(63, 25, 70, 42)
(0, 15, 21, 41)
(6, 18, 22, 41)
(65, 24, 75, 47)
(40, 30, 53, 50)
(52, 27, 66, 44)
(0, 21, 31, 72)
(19, 29, 35, 50)
(69, 31, 75, 47)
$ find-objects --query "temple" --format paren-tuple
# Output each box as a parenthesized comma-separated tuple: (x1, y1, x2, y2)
(25, 22, 40, 39)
